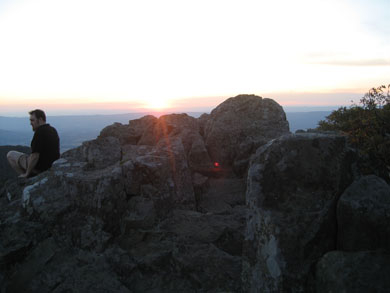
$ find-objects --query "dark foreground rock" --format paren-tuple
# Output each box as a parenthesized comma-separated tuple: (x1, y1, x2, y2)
(243, 133, 355, 292)
(202, 94, 289, 176)
(337, 175, 390, 251)
(1, 146, 247, 292)
(316, 251, 390, 293)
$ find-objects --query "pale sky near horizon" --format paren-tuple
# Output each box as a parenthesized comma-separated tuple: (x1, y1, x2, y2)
(0, 0, 389, 116)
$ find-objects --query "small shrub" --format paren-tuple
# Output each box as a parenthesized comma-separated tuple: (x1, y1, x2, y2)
(317, 84, 390, 181)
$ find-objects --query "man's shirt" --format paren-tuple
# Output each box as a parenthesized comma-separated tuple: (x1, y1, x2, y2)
(31, 124, 60, 172)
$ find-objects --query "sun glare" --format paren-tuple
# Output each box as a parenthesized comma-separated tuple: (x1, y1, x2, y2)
(0, 0, 389, 116)
(144, 98, 170, 110)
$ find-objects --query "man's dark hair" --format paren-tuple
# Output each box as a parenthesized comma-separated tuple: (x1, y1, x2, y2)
(29, 109, 46, 122)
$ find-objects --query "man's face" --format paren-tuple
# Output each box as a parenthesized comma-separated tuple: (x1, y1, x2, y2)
(30, 114, 44, 131)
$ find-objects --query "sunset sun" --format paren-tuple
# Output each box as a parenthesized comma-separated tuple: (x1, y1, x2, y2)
(144, 98, 170, 110)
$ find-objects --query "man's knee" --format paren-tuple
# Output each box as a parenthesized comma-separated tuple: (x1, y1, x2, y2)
(7, 151, 17, 163)
(7, 151, 24, 166)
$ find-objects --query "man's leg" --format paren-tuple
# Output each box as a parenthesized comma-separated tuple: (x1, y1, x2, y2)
(7, 151, 28, 175)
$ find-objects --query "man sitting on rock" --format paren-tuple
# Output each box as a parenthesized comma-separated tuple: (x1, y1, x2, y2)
(7, 109, 60, 178)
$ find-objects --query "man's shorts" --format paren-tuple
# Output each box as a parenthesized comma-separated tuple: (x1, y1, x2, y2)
(16, 152, 29, 171)
(11, 151, 39, 176)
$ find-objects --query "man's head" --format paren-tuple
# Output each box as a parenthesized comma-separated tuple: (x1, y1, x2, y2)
(29, 109, 46, 131)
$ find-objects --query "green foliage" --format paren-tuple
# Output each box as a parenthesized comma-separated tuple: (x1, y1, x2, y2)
(317, 85, 390, 179)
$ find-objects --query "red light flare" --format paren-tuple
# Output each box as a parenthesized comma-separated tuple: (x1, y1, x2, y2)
(214, 162, 220, 168)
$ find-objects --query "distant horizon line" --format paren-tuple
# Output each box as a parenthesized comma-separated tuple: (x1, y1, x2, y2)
(0, 89, 369, 117)
(0, 105, 344, 118)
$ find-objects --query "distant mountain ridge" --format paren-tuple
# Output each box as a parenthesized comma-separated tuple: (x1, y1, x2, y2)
(0, 111, 331, 151)
(0, 129, 32, 146)
(285, 111, 331, 131)
(0, 113, 168, 151)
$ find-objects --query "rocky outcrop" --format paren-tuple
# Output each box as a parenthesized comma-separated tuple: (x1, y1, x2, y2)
(242, 133, 355, 292)
(1, 152, 246, 292)
(242, 132, 390, 292)
(316, 251, 390, 293)
(1, 94, 389, 292)
(312, 175, 390, 292)
(99, 115, 158, 145)
(202, 94, 289, 175)
(3, 95, 278, 292)
(337, 175, 390, 251)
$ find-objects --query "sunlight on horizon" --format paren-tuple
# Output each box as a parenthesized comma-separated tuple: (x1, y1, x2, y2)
(0, 0, 389, 115)
(144, 97, 172, 110)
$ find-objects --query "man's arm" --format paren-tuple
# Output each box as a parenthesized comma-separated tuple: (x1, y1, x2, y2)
(20, 152, 39, 178)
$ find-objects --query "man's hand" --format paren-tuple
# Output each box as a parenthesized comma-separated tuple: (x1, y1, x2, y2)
(24, 152, 40, 178)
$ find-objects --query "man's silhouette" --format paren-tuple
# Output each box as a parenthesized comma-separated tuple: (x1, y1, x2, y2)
(7, 109, 60, 178)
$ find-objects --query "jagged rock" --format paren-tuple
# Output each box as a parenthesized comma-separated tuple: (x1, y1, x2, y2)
(14, 247, 131, 293)
(316, 251, 390, 293)
(198, 178, 246, 214)
(158, 115, 210, 166)
(1, 96, 285, 292)
(5, 237, 58, 292)
(0, 187, 51, 291)
(337, 175, 390, 251)
(203, 94, 290, 175)
(242, 133, 355, 292)
(121, 138, 195, 206)
(81, 136, 122, 169)
(197, 113, 210, 137)
(1, 130, 239, 292)
(121, 145, 175, 199)
(0, 95, 285, 292)
(121, 196, 156, 230)
(138, 113, 196, 146)
(114, 208, 246, 292)
(99, 122, 136, 145)
(187, 135, 213, 172)
(99, 115, 159, 146)
(156, 136, 195, 205)
(134, 113, 213, 174)
(129, 115, 158, 140)
(8, 95, 388, 292)
(1, 177, 30, 202)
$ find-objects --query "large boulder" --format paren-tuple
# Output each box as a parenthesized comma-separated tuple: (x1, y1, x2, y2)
(99, 123, 136, 145)
(316, 251, 390, 293)
(242, 133, 355, 292)
(135, 114, 213, 173)
(138, 114, 197, 146)
(337, 175, 390, 251)
(202, 94, 289, 175)
(99, 115, 158, 145)
(80, 136, 122, 169)
(122, 138, 195, 207)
